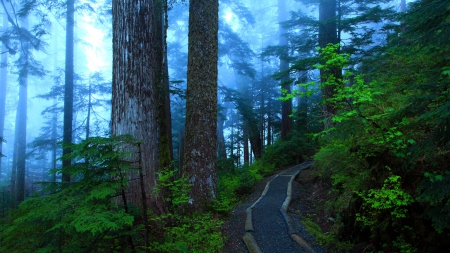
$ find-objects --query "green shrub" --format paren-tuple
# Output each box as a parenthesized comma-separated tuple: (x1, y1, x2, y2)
(263, 132, 313, 168)
(149, 213, 224, 253)
(301, 217, 353, 252)
(0, 135, 139, 253)
(309, 42, 450, 251)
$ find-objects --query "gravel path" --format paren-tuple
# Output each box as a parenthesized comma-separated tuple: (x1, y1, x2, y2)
(222, 162, 326, 253)
(251, 164, 310, 252)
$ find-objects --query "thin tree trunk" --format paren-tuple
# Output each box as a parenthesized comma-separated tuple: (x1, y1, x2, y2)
(51, 99, 57, 182)
(10, 113, 18, 206)
(62, 0, 75, 182)
(0, 11, 7, 178)
(297, 72, 308, 132)
(217, 96, 227, 159)
(51, 23, 58, 183)
(85, 80, 91, 139)
(248, 125, 262, 159)
(400, 0, 407, 39)
(15, 77, 27, 203)
(217, 119, 227, 159)
(243, 126, 249, 164)
(155, 0, 173, 170)
(266, 91, 272, 147)
(279, 0, 293, 140)
(319, 0, 339, 129)
(14, 16, 29, 204)
(177, 124, 184, 177)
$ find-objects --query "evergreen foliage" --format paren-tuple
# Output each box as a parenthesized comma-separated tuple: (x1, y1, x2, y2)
(1, 135, 225, 252)
(0, 135, 139, 252)
(299, 14, 450, 249)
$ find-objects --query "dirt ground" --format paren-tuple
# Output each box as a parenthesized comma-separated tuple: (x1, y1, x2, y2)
(289, 167, 334, 250)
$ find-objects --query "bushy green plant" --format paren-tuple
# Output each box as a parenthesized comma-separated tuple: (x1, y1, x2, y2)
(0, 135, 226, 252)
(416, 171, 450, 233)
(301, 217, 353, 252)
(214, 160, 273, 213)
(149, 213, 223, 253)
(357, 175, 414, 223)
(0, 135, 140, 252)
(149, 167, 224, 252)
(263, 131, 314, 168)
(308, 39, 450, 251)
(215, 174, 240, 212)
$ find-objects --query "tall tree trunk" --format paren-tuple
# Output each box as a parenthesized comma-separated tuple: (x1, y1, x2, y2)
(154, 0, 173, 214)
(400, 0, 406, 12)
(243, 126, 249, 164)
(217, 118, 227, 159)
(183, 0, 219, 212)
(177, 124, 185, 176)
(155, 0, 173, 169)
(217, 96, 227, 159)
(266, 96, 272, 147)
(400, 0, 407, 38)
(62, 0, 74, 182)
(85, 80, 91, 139)
(279, 0, 292, 140)
(112, 0, 166, 214)
(51, 99, 57, 182)
(248, 124, 262, 159)
(10, 110, 18, 206)
(0, 11, 7, 177)
(319, 0, 339, 129)
(15, 16, 28, 203)
(296, 72, 308, 132)
(51, 23, 58, 182)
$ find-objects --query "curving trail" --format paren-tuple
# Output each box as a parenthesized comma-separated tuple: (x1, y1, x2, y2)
(242, 162, 319, 253)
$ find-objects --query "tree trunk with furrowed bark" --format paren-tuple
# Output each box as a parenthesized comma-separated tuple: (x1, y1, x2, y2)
(111, 0, 167, 214)
(183, 0, 219, 212)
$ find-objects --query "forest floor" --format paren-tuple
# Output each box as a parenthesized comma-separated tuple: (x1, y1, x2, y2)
(221, 165, 333, 253)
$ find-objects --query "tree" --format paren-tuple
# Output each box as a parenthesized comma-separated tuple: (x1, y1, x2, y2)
(111, 0, 167, 214)
(14, 16, 29, 204)
(222, 87, 263, 160)
(0, 10, 7, 176)
(183, 0, 219, 212)
(279, 0, 293, 139)
(154, 0, 173, 170)
(319, 0, 339, 128)
(1, 1, 46, 204)
(62, 0, 74, 182)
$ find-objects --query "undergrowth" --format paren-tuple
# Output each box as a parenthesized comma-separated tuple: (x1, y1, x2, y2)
(298, 43, 450, 252)
(0, 135, 224, 253)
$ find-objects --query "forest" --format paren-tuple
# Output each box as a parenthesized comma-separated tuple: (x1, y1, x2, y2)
(0, 0, 449, 252)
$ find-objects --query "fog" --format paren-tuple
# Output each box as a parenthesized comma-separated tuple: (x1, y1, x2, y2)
(0, 0, 408, 193)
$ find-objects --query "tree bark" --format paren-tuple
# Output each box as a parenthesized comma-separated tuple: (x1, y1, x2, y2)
(279, 0, 293, 140)
(155, 0, 173, 169)
(296, 72, 308, 132)
(51, 99, 57, 182)
(15, 16, 29, 203)
(217, 96, 227, 159)
(112, 0, 166, 213)
(319, 0, 339, 129)
(0, 10, 7, 177)
(62, 0, 75, 182)
(85, 81, 91, 139)
(243, 126, 249, 164)
(183, 0, 219, 212)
